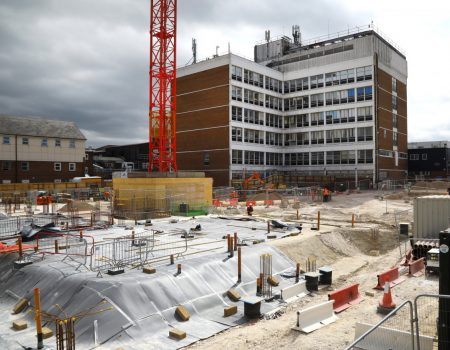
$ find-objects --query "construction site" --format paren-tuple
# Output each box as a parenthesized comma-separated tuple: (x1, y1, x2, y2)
(0, 1, 449, 350)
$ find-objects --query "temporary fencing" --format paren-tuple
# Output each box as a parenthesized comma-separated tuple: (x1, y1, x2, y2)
(414, 294, 450, 350)
(345, 300, 415, 350)
(0, 215, 54, 239)
(90, 230, 188, 272)
(328, 283, 362, 313)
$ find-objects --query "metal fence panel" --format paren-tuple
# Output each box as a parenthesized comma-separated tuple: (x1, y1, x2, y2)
(345, 301, 415, 350)
(415, 294, 450, 350)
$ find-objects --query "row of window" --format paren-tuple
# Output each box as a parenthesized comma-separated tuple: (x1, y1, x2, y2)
(1, 161, 77, 172)
(2, 136, 77, 148)
(410, 154, 428, 161)
(231, 65, 373, 93)
(233, 85, 373, 112)
(231, 126, 373, 145)
(231, 149, 374, 165)
(233, 107, 374, 129)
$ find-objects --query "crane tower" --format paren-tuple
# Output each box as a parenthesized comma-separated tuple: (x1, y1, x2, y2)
(149, 0, 177, 172)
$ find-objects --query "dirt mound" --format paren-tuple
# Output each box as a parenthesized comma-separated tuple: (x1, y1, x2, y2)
(340, 227, 401, 255)
(271, 231, 361, 267)
(58, 200, 96, 213)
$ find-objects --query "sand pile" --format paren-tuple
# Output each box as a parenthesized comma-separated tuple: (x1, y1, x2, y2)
(412, 181, 450, 190)
(249, 192, 284, 201)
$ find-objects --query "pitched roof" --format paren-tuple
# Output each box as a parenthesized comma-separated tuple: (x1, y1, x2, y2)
(0, 115, 86, 140)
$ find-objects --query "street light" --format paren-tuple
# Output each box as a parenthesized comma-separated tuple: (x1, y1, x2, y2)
(355, 167, 358, 190)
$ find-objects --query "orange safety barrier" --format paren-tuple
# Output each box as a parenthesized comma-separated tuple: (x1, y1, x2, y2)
(408, 258, 425, 276)
(246, 200, 256, 207)
(229, 198, 238, 206)
(264, 199, 274, 206)
(374, 267, 405, 290)
(0, 242, 34, 253)
(328, 283, 363, 313)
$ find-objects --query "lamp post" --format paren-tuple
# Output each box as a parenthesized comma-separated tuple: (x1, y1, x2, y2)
(355, 167, 358, 190)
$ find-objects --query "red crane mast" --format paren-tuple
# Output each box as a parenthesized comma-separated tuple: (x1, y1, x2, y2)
(149, 0, 177, 172)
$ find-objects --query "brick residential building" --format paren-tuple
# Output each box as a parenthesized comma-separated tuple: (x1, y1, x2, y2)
(176, 25, 408, 187)
(0, 115, 87, 183)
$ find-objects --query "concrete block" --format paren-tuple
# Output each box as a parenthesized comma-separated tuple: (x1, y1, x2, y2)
(268, 275, 280, 286)
(224, 305, 238, 317)
(175, 305, 190, 321)
(169, 328, 187, 340)
(42, 327, 53, 339)
(143, 266, 156, 274)
(227, 288, 241, 301)
(12, 320, 27, 331)
(13, 299, 28, 314)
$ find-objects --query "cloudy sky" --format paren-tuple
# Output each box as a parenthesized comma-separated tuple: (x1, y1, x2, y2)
(0, 0, 449, 147)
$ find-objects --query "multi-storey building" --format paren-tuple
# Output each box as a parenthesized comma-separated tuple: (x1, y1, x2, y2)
(176, 26, 408, 187)
(0, 115, 87, 183)
(408, 141, 450, 179)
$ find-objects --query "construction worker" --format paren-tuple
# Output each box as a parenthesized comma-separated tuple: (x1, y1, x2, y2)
(322, 187, 330, 202)
(247, 204, 254, 216)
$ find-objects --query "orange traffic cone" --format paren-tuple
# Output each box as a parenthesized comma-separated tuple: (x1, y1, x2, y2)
(377, 281, 396, 314)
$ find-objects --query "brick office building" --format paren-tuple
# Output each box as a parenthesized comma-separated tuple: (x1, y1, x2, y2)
(176, 25, 408, 187)
(0, 115, 87, 183)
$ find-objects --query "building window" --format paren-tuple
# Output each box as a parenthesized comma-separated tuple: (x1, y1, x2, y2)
(310, 74, 324, 89)
(266, 113, 283, 128)
(231, 127, 242, 142)
(55, 139, 61, 147)
(311, 152, 325, 165)
(244, 109, 264, 125)
(2, 161, 12, 171)
(22, 137, 29, 145)
(231, 65, 242, 81)
(266, 152, 283, 166)
(69, 163, 76, 171)
(410, 154, 419, 160)
(392, 113, 398, 129)
(21, 162, 29, 171)
(357, 127, 373, 141)
(392, 95, 397, 110)
(203, 153, 210, 166)
(231, 86, 242, 101)
(357, 86, 372, 101)
(232, 150, 243, 164)
(244, 129, 264, 144)
(393, 132, 398, 147)
(358, 150, 373, 163)
(244, 151, 264, 165)
(2, 136, 11, 145)
(41, 138, 48, 147)
(422, 153, 427, 160)
(232, 106, 242, 121)
(357, 107, 373, 121)
(244, 69, 264, 88)
(356, 66, 372, 81)
(54, 162, 61, 171)
(392, 77, 397, 93)
(69, 139, 76, 148)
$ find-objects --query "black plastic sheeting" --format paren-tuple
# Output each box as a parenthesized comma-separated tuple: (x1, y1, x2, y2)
(0, 244, 295, 349)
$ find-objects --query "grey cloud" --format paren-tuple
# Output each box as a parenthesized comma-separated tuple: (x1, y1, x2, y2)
(0, 0, 369, 147)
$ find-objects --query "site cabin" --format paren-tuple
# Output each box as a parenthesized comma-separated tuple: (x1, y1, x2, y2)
(426, 248, 440, 275)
